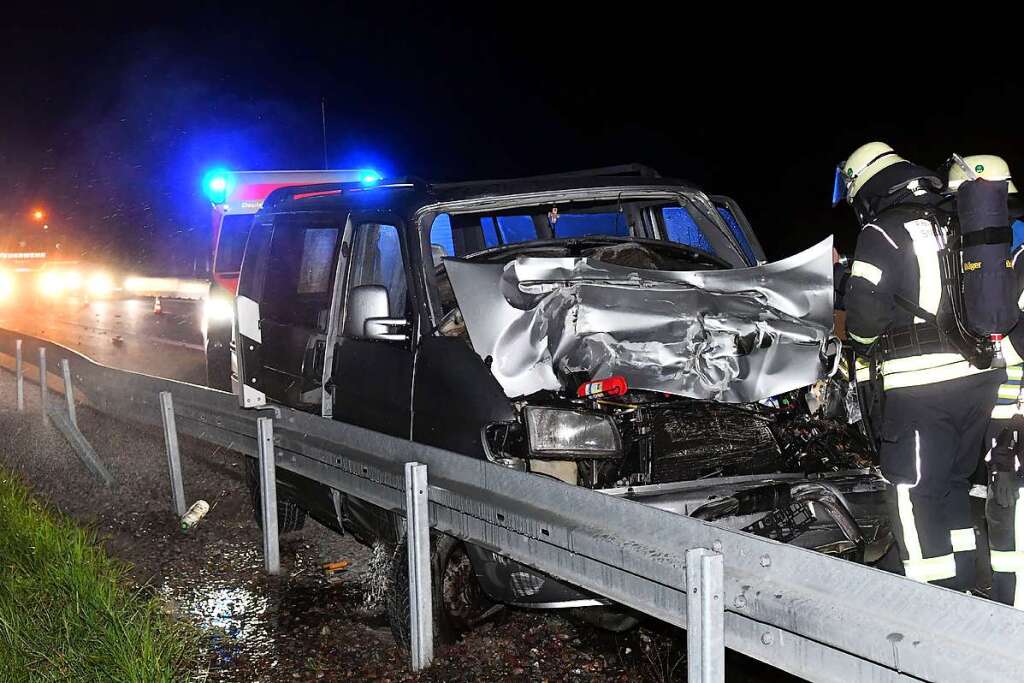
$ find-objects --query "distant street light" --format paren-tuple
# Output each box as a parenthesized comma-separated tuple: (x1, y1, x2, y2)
(32, 209, 45, 221)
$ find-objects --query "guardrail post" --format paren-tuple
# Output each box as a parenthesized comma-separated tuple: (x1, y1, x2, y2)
(257, 417, 280, 576)
(15, 339, 24, 411)
(60, 359, 77, 428)
(686, 547, 724, 683)
(159, 392, 187, 518)
(405, 461, 433, 671)
(38, 347, 47, 424)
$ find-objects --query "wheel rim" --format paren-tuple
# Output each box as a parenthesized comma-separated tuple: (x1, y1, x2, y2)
(441, 545, 485, 629)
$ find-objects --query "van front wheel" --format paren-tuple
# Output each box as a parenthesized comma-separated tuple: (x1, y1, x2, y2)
(386, 532, 492, 650)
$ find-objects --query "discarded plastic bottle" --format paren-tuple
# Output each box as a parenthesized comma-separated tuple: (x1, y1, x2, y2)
(180, 500, 210, 530)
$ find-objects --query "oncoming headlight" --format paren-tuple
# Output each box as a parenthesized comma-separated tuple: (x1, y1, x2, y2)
(87, 272, 114, 297)
(524, 407, 621, 458)
(0, 269, 14, 301)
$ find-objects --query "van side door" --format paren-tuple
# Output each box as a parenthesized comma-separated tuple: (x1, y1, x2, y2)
(235, 212, 346, 410)
(330, 216, 415, 437)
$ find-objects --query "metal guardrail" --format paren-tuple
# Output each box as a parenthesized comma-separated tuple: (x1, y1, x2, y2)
(3, 326, 1024, 682)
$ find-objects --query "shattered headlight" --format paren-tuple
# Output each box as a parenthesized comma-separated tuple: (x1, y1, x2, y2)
(524, 407, 621, 458)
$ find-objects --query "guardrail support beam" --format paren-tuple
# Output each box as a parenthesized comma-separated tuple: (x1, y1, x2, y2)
(15, 339, 24, 411)
(405, 461, 433, 671)
(686, 547, 724, 683)
(60, 359, 77, 428)
(257, 417, 280, 575)
(38, 347, 47, 424)
(48, 409, 115, 488)
(159, 392, 187, 518)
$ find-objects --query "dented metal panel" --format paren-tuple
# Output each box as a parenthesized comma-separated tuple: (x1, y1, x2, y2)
(446, 237, 835, 402)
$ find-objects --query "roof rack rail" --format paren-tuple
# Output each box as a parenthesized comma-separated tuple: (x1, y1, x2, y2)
(261, 177, 423, 210)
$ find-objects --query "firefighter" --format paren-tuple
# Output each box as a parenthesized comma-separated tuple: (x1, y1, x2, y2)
(834, 142, 1004, 590)
(948, 155, 1024, 606)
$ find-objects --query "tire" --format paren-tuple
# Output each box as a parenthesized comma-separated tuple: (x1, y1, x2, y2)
(243, 457, 308, 533)
(386, 533, 492, 651)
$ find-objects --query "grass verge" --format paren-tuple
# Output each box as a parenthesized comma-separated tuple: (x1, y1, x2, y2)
(0, 471, 196, 682)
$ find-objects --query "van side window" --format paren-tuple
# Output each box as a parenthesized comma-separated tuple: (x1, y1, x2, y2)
(262, 221, 340, 330)
(345, 223, 408, 335)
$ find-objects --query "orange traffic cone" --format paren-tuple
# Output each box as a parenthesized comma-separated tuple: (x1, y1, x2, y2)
(154, 297, 163, 314)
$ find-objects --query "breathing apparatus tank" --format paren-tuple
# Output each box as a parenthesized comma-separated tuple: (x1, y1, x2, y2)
(950, 155, 1017, 364)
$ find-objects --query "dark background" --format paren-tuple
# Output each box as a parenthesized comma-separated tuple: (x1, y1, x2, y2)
(1, 6, 1019, 273)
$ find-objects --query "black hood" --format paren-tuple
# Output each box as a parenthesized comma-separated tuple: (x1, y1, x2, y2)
(853, 160, 943, 224)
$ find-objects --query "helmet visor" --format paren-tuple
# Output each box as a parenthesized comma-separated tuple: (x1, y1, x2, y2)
(832, 165, 848, 207)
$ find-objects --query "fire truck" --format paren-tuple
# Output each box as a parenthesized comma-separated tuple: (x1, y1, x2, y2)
(203, 169, 379, 389)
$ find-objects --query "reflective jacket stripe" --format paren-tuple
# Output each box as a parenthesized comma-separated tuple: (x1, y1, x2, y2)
(994, 404, 1023, 420)
(998, 387, 1023, 400)
(950, 527, 976, 552)
(850, 331, 879, 345)
(1006, 339, 1024, 367)
(850, 260, 883, 286)
(904, 554, 958, 582)
(991, 550, 1024, 573)
(992, 361, 1024, 419)
(880, 353, 987, 390)
(904, 219, 943, 324)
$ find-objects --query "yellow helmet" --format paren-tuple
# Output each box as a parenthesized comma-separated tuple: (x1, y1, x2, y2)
(947, 154, 1018, 194)
(833, 142, 906, 205)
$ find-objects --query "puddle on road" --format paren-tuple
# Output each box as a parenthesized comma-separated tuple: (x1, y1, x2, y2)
(158, 537, 380, 680)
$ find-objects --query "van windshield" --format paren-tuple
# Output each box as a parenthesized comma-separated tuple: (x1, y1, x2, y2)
(427, 196, 749, 267)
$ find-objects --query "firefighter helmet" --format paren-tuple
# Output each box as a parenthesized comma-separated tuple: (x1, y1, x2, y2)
(833, 142, 906, 206)
(947, 154, 1018, 194)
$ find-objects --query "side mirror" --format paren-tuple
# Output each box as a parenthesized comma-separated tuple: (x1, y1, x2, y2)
(346, 284, 409, 342)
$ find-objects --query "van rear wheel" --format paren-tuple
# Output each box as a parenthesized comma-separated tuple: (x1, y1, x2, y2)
(243, 457, 308, 533)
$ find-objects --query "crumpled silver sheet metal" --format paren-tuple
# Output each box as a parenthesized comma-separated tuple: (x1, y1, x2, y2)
(445, 237, 835, 402)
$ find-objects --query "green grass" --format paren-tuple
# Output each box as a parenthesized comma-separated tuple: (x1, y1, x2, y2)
(0, 472, 197, 682)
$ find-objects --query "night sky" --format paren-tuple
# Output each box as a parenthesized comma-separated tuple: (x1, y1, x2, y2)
(2, 7, 1020, 273)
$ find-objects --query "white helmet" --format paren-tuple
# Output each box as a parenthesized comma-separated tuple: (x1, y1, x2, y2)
(832, 142, 907, 206)
(947, 154, 1018, 194)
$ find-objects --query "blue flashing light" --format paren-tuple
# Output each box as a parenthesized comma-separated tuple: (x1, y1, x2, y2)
(359, 169, 383, 185)
(202, 168, 235, 204)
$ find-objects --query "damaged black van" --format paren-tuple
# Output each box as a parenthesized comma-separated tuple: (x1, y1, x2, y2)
(232, 166, 892, 645)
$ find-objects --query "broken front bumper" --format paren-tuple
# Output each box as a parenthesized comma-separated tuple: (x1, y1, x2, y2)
(467, 469, 893, 609)
(604, 469, 892, 563)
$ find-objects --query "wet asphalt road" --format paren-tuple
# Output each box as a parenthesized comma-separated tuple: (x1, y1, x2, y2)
(0, 295, 207, 384)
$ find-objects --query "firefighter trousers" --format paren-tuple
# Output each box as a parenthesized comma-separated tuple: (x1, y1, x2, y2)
(880, 371, 1001, 590)
(985, 419, 1024, 608)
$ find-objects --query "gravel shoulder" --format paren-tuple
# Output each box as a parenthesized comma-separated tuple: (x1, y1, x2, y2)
(0, 367, 755, 682)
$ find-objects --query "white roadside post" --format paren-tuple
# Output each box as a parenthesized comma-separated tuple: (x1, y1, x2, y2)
(60, 359, 77, 428)
(38, 347, 47, 424)
(686, 547, 725, 683)
(405, 461, 433, 671)
(15, 339, 24, 411)
(257, 417, 280, 575)
(159, 392, 187, 517)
